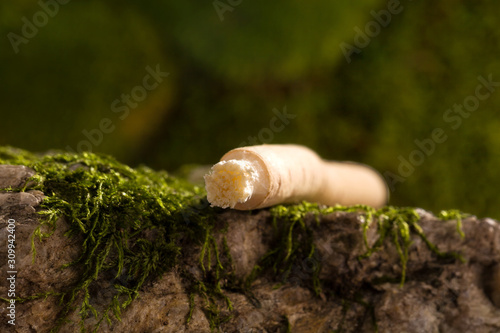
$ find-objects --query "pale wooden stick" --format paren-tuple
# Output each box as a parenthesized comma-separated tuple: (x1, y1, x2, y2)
(204, 144, 388, 210)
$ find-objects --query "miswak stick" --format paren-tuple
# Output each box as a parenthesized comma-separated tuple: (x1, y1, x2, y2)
(204, 144, 388, 210)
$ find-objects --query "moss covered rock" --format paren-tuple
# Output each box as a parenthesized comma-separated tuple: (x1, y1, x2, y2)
(1, 147, 499, 332)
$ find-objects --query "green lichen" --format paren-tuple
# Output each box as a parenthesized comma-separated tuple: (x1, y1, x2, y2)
(0, 146, 470, 332)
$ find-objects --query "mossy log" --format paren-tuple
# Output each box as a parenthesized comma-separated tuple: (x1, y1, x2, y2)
(1, 149, 500, 332)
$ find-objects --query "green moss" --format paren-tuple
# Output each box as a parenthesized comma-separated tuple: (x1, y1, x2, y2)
(0, 146, 469, 332)
(331, 299, 351, 333)
(262, 203, 466, 292)
(0, 146, 232, 332)
(263, 203, 466, 332)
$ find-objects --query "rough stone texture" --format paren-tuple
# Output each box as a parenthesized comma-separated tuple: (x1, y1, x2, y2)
(1, 165, 500, 332)
(0, 165, 35, 190)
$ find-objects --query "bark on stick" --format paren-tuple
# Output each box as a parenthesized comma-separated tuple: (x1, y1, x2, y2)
(204, 144, 388, 210)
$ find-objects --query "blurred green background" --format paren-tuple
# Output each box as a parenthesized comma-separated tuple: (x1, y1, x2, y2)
(1, 1, 499, 218)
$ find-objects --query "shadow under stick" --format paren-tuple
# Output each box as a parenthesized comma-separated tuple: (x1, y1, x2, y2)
(204, 144, 389, 210)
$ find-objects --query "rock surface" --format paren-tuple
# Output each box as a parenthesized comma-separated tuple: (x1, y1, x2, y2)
(1, 165, 500, 332)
